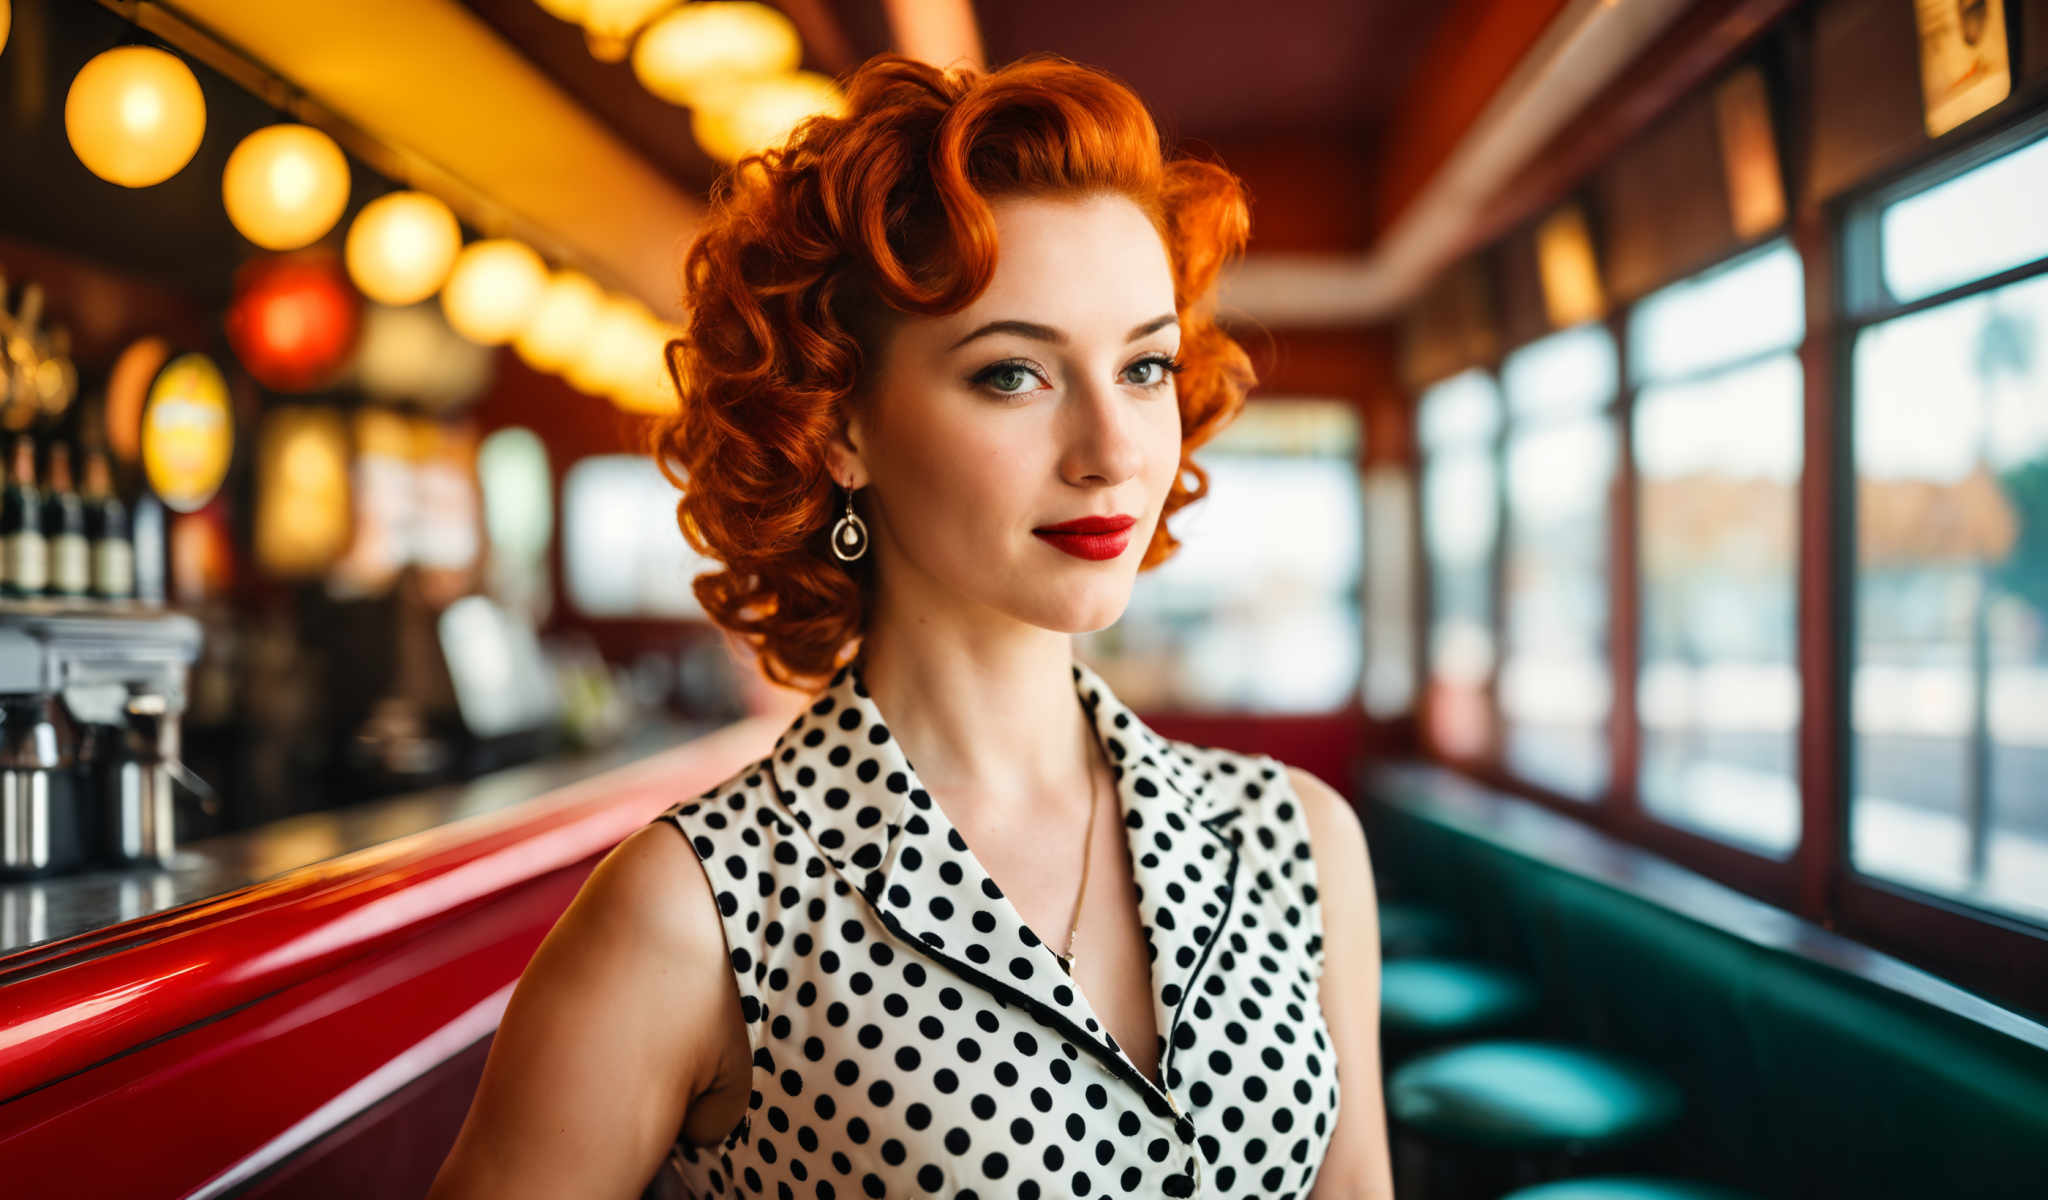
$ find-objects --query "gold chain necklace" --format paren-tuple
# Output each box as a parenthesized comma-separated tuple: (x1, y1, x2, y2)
(1053, 747, 1103, 977)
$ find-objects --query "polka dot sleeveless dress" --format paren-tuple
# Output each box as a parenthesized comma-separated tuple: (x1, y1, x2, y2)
(642, 657, 1338, 1199)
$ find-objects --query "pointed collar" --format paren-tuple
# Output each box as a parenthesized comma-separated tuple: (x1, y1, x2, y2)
(762, 655, 1244, 1101)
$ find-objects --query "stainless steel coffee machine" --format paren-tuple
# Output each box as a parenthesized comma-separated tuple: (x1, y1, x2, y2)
(0, 604, 203, 880)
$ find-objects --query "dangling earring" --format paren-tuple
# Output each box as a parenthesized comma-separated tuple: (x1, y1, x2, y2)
(830, 483, 869, 562)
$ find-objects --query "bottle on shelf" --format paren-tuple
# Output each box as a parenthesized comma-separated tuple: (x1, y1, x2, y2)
(44, 443, 89, 602)
(1, 434, 47, 600)
(82, 446, 135, 602)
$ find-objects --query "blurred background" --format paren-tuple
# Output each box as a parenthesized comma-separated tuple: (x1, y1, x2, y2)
(2, 3, 2047, 1195)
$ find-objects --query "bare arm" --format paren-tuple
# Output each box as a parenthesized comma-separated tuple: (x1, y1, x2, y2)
(1291, 766, 1397, 1200)
(426, 820, 740, 1200)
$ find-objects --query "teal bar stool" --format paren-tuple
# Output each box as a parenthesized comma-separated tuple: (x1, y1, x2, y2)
(1378, 898, 1471, 958)
(1380, 957, 1540, 1067)
(1498, 1178, 1762, 1200)
(1387, 1040, 1684, 1200)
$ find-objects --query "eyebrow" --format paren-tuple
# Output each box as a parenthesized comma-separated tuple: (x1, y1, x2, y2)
(946, 313, 1178, 352)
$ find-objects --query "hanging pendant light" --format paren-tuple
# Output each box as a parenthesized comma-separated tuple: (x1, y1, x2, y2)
(632, 2, 800, 108)
(566, 294, 653, 396)
(346, 190, 461, 305)
(514, 269, 604, 372)
(223, 124, 352, 250)
(612, 319, 685, 414)
(441, 238, 548, 346)
(65, 46, 207, 188)
(2, 2, 12, 57)
(581, 0, 675, 61)
(692, 71, 846, 163)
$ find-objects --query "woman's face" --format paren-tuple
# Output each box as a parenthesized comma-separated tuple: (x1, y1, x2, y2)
(840, 191, 1183, 637)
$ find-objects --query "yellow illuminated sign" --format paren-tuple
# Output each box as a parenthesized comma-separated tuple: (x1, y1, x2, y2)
(142, 353, 234, 513)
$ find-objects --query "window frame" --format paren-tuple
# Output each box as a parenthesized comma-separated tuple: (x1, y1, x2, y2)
(1409, 127, 2048, 1016)
(1828, 109, 2048, 1015)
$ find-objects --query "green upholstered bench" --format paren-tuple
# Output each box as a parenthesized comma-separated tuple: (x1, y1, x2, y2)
(1360, 762, 2048, 1200)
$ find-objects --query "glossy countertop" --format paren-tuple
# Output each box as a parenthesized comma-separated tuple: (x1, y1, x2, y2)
(0, 720, 715, 961)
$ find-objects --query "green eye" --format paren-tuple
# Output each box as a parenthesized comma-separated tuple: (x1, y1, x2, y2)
(1126, 354, 1185, 388)
(970, 360, 1044, 397)
(986, 365, 1031, 393)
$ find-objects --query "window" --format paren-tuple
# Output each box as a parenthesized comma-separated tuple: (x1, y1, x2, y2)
(1850, 127, 2048, 927)
(564, 455, 718, 618)
(1630, 241, 1805, 855)
(1417, 369, 1501, 757)
(1499, 325, 1618, 798)
(1361, 462, 1418, 719)
(1878, 132, 2048, 304)
(1081, 400, 1363, 713)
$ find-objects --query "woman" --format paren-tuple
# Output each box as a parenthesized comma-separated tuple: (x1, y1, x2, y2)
(429, 52, 1392, 1200)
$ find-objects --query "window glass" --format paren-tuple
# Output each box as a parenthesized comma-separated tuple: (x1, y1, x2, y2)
(1635, 355, 1804, 853)
(1850, 271, 2048, 925)
(1418, 370, 1501, 757)
(1418, 367, 1502, 448)
(1082, 400, 1363, 713)
(1498, 325, 1618, 796)
(1500, 412, 1614, 797)
(1881, 131, 2048, 304)
(564, 455, 716, 618)
(1630, 240, 1805, 384)
(1361, 463, 1418, 719)
(1627, 238, 1806, 852)
(1501, 323, 1619, 421)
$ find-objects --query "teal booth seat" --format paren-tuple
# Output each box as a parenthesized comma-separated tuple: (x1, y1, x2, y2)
(1378, 898, 1471, 958)
(1380, 957, 1540, 1042)
(1387, 1040, 1683, 1152)
(1362, 763, 2048, 1200)
(1500, 1177, 1763, 1200)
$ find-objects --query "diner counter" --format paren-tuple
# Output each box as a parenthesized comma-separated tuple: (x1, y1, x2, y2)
(0, 708, 790, 1199)
(1, 721, 714, 960)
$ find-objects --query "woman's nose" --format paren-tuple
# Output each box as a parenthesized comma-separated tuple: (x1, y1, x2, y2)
(1063, 375, 1150, 486)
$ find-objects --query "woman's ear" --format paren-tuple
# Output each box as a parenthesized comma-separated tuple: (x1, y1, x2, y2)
(825, 410, 868, 491)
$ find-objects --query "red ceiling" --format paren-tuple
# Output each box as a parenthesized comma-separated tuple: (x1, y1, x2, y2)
(462, 0, 1456, 253)
(967, 0, 1449, 145)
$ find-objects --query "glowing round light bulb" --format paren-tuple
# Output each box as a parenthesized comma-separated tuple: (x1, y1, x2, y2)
(566, 295, 654, 396)
(514, 269, 604, 372)
(582, 0, 674, 61)
(346, 191, 461, 305)
(691, 71, 846, 164)
(632, 2, 800, 108)
(65, 46, 207, 188)
(441, 238, 549, 346)
(222, 124, 351, 250)
(612, 320, 686, 414)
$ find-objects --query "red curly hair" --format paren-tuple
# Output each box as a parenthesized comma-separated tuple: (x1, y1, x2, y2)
(652, 52, 1257, 691)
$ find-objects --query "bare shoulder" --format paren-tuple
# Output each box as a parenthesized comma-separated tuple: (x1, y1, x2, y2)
(1285, 766, 1375, 896)
(1284, 767, 1397, 1196)
(426, 817, 737, 1199)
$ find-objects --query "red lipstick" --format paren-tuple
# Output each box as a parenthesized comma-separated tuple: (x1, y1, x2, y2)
(1033, 514, 1136, 561)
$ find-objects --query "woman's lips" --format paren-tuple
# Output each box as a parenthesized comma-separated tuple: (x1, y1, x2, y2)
(1033, 527, 1132, 561)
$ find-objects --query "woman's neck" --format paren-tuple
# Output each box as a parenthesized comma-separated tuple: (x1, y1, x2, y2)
(853, 627, 1101, 828)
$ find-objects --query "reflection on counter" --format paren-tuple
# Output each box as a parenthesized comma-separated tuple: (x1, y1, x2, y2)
(0, 717, 713, 957)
